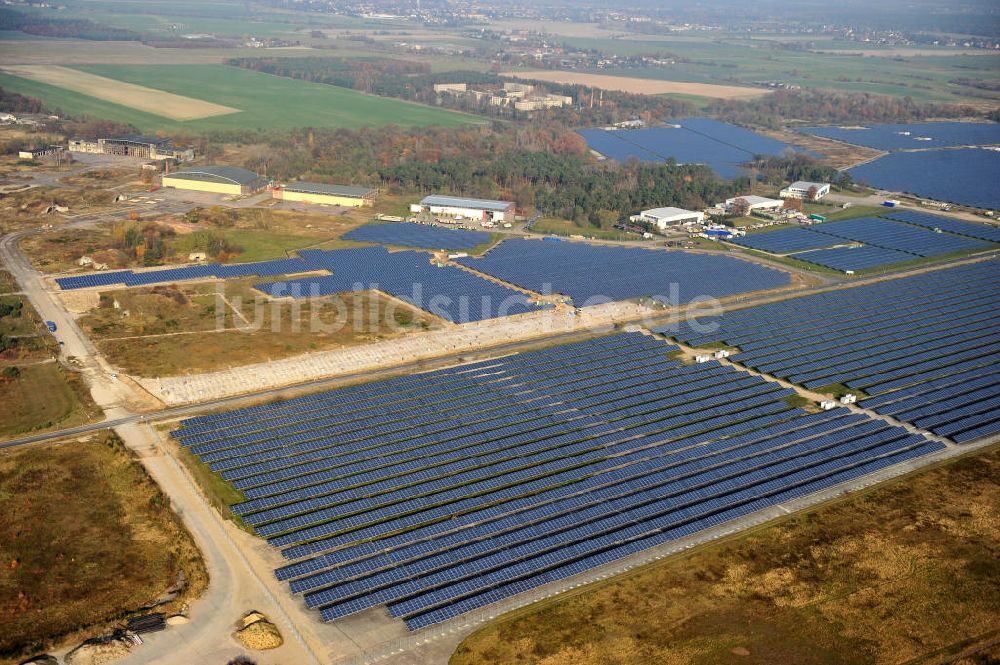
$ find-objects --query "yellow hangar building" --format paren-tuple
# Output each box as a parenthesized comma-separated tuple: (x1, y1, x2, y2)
(161, 165, 267, 196)
(273, 181, 377, 207)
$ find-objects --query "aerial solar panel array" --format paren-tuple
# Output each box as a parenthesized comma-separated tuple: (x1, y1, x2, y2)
(55, 257, 310, 291)
(172, 332, 944, 630)
(729, 215, 994, 272)
(796, 121, 1000, 151)
(577, 118, 812, 179)
(343, 222, 492, 250)
(664, 261, 1000, 442)
(728, 227, 843, 254)
(791, 246, 918, 272)
(256, 248, 540, 323)
(454, 238, 790, 304)
(809, 217, 989, 257)
(882, 210, 1000, 244)
(57, 247, 539, 323)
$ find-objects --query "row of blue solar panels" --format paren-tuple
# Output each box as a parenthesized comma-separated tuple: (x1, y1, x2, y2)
(55, 257, 316, 291)
(792, 245, 916, 272)
(454, 238, 790, 305)
(170, 332, 945, 631)
(728, 228, 842, 254)
(795, 122, 1000, 152)
(661, 261, 1000, 442)
(343, 222, 491, 250)
(808, 217, 989, 257)
(257, 247, 540, 323)
(882, 210, 1000, 244)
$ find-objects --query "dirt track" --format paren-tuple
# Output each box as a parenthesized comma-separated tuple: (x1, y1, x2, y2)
(1, 65, 240, 120)
(501, 70, 766, 98)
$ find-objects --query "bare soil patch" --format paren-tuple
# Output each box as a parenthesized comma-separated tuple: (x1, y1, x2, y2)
(501, 70, 767, 99)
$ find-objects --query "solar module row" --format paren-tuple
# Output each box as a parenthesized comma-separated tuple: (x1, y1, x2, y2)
(882, 210, 1000, 244)
(343, 222, 491, 250)
(170, 332, 946, 631)
(663, 261, 1000, 441)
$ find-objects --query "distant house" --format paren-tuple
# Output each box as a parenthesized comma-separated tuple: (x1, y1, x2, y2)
(188, 252, 208, 262)
(780, 181, 831, 200)
(631, 206, 704, 230)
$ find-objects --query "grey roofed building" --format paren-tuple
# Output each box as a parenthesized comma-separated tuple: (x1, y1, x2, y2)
(283, 182, 376, 197)
(419, 195, 513, 211)
(167, 165, 263, 186)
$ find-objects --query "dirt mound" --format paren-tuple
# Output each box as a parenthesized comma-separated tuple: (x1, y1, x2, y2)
(233, 611, 282, 651)
(64, 639, 132, 665)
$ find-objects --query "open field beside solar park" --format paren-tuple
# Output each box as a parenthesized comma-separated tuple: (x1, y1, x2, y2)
(500, 70, 767, 99)
(0, 64, 480, 132)
(453, 442, 1000, 665)
(78, 281, 435, 377)
(0, 294, 98, 438)
(0, 432, 207, 663)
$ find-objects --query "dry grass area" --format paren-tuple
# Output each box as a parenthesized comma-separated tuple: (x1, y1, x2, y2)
(23, 206, 370, 273)
(0, 186, 117, 235)
(453, 445, 1000, 665)
(80, 280, 438, 377)
(0, 294, 99, 438)
(501, 71, 767, 99)
(0, 433, 207, 663)
(1, 65, 241, 121)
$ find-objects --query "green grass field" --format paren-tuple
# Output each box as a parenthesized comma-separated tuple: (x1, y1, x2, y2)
(0, 63, 481, 133)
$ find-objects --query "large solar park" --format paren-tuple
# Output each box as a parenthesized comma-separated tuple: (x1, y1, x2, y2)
(161, 250, 1000, 633)
(55, 226, 791, 322)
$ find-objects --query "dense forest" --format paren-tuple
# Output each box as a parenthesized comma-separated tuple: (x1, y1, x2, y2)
(0, 8, 142, 41)
(708, 89, 981, 129)
(0, 87, 46, 114)
(379, 151, 748, 223)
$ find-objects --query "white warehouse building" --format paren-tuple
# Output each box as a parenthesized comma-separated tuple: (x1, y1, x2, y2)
(780, 181, 831, 200)
(725, 195, 784, 213)
(410, 195, 515, 222)
(631, 206, 705, 229)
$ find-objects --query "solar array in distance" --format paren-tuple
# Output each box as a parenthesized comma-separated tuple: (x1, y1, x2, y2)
(882, 210, 1000, 244)
(809, 217, 988, 257)
(455, 238, 790, 304)
(795, 122, 1000, 151)
(730, 216, 993, 272)
(665, 261, 1000, 442)
(577, 118, 812, 179)
(172, 332, 943, 630)
(792, 246, 917, 272)
(343, 222, 491, 250)
(729, 227, 843, 254)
